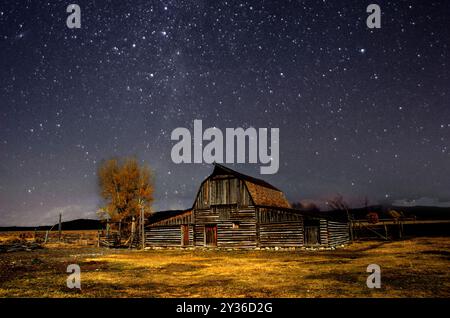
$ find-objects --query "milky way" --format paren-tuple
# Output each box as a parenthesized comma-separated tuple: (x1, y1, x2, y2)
(0, 1, 449, 226)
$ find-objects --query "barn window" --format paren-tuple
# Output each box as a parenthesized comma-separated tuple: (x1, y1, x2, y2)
(232, 222, 240, 229)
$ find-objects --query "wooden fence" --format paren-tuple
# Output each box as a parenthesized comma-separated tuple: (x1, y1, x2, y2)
(0, 230, 102, 246)
(351, 218, 450, 240)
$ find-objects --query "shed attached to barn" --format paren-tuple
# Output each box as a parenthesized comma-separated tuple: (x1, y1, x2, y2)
(145, 163, 349, 248)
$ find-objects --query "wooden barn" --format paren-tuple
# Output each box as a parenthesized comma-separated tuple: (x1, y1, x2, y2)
(145, 164, 349, 249)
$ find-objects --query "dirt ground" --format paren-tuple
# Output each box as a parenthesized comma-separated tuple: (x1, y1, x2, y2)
(0, 237, 449, 298)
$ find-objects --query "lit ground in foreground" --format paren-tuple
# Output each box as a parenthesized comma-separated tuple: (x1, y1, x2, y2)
(0, 237, 449, 297)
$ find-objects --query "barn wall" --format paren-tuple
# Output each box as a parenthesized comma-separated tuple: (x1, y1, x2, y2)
(194, 224, 205, 246)
(217, 221, 257, 248)
(145, 225, 193, 247)
(192, 176, 258, 248)
(194, 177, 253, 209)
(257, 208, 304, 247)
(259, 222, 304, 247)
(145, 218, 349, 248)
(327, 220, 350, 247)
(194, 206, 257, 248)
(319, 219, 329, 246)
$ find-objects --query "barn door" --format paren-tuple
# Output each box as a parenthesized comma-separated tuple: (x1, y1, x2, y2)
(205, 224, 217, 246)
(304, 226, 320, 246)
(181, 225, 190, 246)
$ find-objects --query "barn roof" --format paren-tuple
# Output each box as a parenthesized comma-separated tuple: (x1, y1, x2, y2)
(147, 209, 191, 224)
(211, 163, 291, 209)
(211, 163, 281, 191)
(148, 164, 292, 225)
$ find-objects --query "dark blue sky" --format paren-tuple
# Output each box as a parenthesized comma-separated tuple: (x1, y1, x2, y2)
(0, 0, 449, 226)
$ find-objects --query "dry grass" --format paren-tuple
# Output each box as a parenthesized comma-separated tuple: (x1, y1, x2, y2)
(0, 237, 449, 298)
(0, 230, 99, 243)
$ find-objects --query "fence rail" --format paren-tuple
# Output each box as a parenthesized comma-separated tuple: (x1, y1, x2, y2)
(32, 230, 100, 245)
(352, 218, 450, 227)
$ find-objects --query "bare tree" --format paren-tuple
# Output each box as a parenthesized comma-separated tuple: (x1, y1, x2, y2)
(291, 201, 320, 212)
(328, 194, 351, 221)
(328, 194, 353, 241)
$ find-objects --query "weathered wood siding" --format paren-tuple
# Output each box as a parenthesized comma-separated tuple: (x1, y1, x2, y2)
(320, 219, 329, 246)
(193, 206, 257, 248)
(327, 220, 350, 247)
(145, 225, 193, 247)
(195, 176, 253, 209)
(318, 220, 350, 247)
(217, 222, 257, 248)
(257, 208, 303, 223)
(193, 175, 258, 248)
(259, 222, 304, 247)
(194, 222, 257, 248)
(194, 224, 205, 246)
(258, 208, 304, 247)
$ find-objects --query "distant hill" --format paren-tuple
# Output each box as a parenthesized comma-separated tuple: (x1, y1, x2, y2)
(0, 218, 103, 232)
(55, 218, 103, 230)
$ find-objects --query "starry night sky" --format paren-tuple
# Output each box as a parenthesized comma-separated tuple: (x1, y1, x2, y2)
(0, 1, 449, 226)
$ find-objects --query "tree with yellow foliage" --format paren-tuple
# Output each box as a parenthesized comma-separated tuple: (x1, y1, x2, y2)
(98, 158, 154, 234)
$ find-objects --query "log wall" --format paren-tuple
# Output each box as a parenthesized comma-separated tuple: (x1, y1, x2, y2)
(193, 206, 257, 248)
(145, 225, 193, 247)
(259, 221, 304, 247)
(327, 220, 350, 247)
(217, 221, 257, 248)
(257, 207, 304, 247)
(320, 219, 329, 246)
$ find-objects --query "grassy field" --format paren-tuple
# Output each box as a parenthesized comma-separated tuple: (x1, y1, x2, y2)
(0, 230, 99, 245)
(0, 237, 449, 298)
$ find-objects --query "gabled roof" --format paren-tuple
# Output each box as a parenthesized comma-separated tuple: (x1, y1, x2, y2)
(211, 163, 281, 191)
(148, 164, 292, 225)
(211, 163, 291, 209)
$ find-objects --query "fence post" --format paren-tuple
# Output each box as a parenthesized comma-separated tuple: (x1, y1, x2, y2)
(118, 221, 121, 245)
(97, 230, 101, 247)
(44, 230, 49, 244)
(58, 213, 62, 242)
(349, 220, 354, 242)
(384, 224, 388, 240)
(130, 216, 136, 249)
(141, 206, 145, 250)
